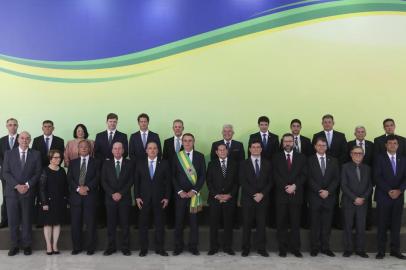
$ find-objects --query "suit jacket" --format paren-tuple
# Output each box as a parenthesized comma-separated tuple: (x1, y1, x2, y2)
(312, 130, 347, 165)
(239, 158, 273, 205)
(67, 157, 100, 206)
(101, 158, 134, 205)
(307, 154, 340, 208)
(347, 139, 374, 166)
(172, 151, 206, 194)
(374, 153, 406, 205)
(32, 135, 65, 167)
(0, 134, 19, 178)
(2, 148, 41, 198)
(129, 130, 162, 161)
(134, 159, 171, 204)
(272, 152, 307, 204)
(206, 158, 239, 203)
(293, 135, 313, 157)
(340, 162, 372, 208)
(248, 131, 279, 160)
(210, 139, 245, 162)
(374, 134, 406, 157)
(162, 137, 183, 165)
(94, 130, 128, 161)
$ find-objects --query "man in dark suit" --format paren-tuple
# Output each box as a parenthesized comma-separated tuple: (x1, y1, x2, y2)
(341, 146, 372, 258)
(129, 113, 162, 161)
(374, 118, 406, 156)
(312, 114, 347, 229)
(0, 118, 19, 228)
(32, 120, 65, 167)
(135, 142, 171, 257)
(101, 142, 134, 256)
(240, 140, 272, 257)
(68, 140, 99, 255)
(207, 143, 239, 256)
(307, 137, 339, 257)
(162, 119, 184, 228)
(94, 113, 128, 227)
(172, 133, 206, 256)
(273, 133, 307, 258)
(374, 135, 406, 260)
(210, 124, 245, 162)
(2, 131, 41, 256)
(248, 116, 279, 160)
(347, 125, 374, 229)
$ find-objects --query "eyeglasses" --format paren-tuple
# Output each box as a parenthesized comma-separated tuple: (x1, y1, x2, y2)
(51, 156, 61, 159)
(351, 152, 364, 156)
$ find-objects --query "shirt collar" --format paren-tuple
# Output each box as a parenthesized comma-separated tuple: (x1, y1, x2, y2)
(114, 157, 123, 163)
(18, 147, 28, 153)
(316, 153, 326, 159)
(387, 152, 397, 159)
(44, 134, 53, 140)
(260, 131, 269, 137)
(140, 130, 149, 135)
(107, 129, 116, 135)
(219, 157, 228, 163)
(148, 157, 158, 162)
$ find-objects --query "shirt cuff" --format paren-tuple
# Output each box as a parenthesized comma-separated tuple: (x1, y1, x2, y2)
(192, 189, 198, 194)
(25, 182, 30, 189)
(76, 187, 80, 193)
(177, 190, 183, 195)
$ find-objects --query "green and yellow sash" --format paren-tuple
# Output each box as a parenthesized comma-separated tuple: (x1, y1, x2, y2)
(177, 151, 202, 213)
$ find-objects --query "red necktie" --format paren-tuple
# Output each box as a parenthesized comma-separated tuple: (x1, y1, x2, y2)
(287, 153, 292, 171)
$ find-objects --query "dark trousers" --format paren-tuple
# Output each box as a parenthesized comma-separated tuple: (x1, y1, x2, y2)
(6, 195, 34, 248)
(310, 204, 334, 251)
(209, 199, 235, 250)
(174, 197, 198, 250)
(97, 187, 107, 225)
(165, 195, 175, 228)
(276, 202, 301, 252)
(1, 180, 7, 224)
(377, 199, 404, 253)
(139, 201, 165, 251)
(106, 202, 130, 250)
(70, 199, 97, 252)
(343, 205, 367, 252)
(242, 200, 267, 251)
(366, 195, 373, 228)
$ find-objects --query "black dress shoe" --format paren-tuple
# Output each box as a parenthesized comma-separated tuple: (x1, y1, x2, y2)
(189, 248, 200, 255)
(0, 222, 8, 228)
(8, 247, 19, 256)
(139, 250, 148, 257)
(173, 248, 183, 256)
(310, 250, 318, 257)
(292, 251, 303, 258)
(390, 251, 406, 260)
(376, 252, 385, 259)
(122, 249, 131, 256)
(103, 248, 116, 256)
(46, 251, 53, 255)
(23, 247, 32, 255)
(321, 250, 335, 257)
(155, 250, 169, 256)
(224, 248, 235, 255)
(86, 250, 95, 255)
(258, 250, 269, 257)
(53, 251, 60, 255)
(279, 251, 287, 257)
(71, 249, 82, 255)
(241, 250, 250, 257)
(343, 251, 352, 257)
(355, 251, 369, 258)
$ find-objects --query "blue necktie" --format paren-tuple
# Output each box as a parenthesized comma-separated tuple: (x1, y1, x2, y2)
(255, 159, 260, 177)
(149, 160, 154, 179)
(391, 156, 397, 175)
(9, 136, 14, 149)
(262, 134, 267, 148)
(175, 137, 181, 152)
(142, 132, 147, 149)
(326, 132, 332, 148)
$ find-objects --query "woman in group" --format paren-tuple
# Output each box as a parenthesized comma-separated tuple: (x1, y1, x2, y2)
(64, 123, 94, 167)
(38, 150, 69, 255)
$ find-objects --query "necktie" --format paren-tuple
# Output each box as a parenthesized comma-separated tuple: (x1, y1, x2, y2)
(391, 155, 396, 175)
(262, 134, 267, 148)
(255, 159, 260, 177)
(226, 141, 230, 150)
(149, 160, 155, 179)
(359, 141, 364, 152)
(142, 132, 147, 148)
(175, 137, 181, 152)
(320, 156, 326, 176)
(20, 151, 26, 168)
(356, 165, 361, 182)
(45, 137, 50, 153)
(287, 153, 292, 171)
(221, 159, 227, 178)
(294, 137, 300, 153)
(115, 160, 120, 178)
(326, 132, 332, 148)
(9, 136, 14, 149)
(79, 158, 87, 186)
(108, 131, 113, 145)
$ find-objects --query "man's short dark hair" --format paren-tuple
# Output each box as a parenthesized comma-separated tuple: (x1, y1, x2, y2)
(257, 116, 270, 125)
(290, 119, 302, 126)
(216, 143, 227, 151)
(138, 113, 150, 122)
(107, 113, 118, 121)
(182, 133, 195, 141)
(314, 137, 327, 145)
(383, 118, 395, 126)
(322, 114, 334, 121)
(385, 134, 398, 143)
(282, 133, 294, 141)
(249, 139, 262, 148)
(42, 120, 54, 126)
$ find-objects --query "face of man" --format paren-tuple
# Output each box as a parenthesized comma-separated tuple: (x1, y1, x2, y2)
(112, 142, 124, 160)
(315, 140, 327, 155)
(18, 132, 31, 150)
(222, 127, 234, 141)
(216, 145, 228, 160)
(6, 120, 18, 135)
(322, 118, 334, 132)
(350, 148, 364, 164)
(386, 139, 399, 154)
(290, 122, 301, 136)
(146, 142, 158, 159)
(354, 127, 366, 141)
(182, 135, 194, 152)
(106, 118, 118, 131)
(172, 121, 184, 137)
(78, 141, 90, 157)
(249, 143, 262, 157)
(138, 117, 149, 131)
(384, 121, 395, 135)
(42, 122, 54, 136)
(258, 121, 269, 133)
(282, 136, 294, 152)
